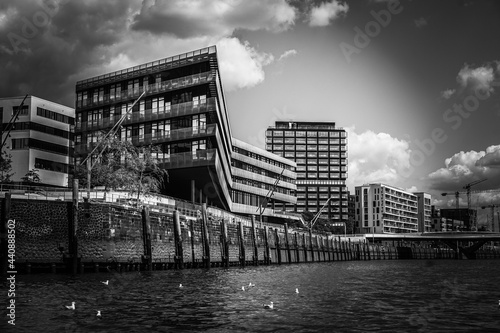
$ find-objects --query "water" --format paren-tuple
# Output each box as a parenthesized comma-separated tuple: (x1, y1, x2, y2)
(4, 260, 500, 332)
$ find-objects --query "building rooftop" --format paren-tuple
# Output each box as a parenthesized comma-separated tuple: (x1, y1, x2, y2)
(76, 45, 217, 89)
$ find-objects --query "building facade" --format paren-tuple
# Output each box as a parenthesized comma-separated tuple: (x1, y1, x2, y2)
(439, 208, 475, 231)
(231, 138, 297, 222)
(74, 46, 297, 222)
(75, 46, 234, 210)
(355, 183, 418, 233)
(0, 96, 74, 187)
(414, 192, 432, 232)
(265, 121, 348, 223)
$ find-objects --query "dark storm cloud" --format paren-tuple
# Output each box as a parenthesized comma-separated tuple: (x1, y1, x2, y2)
(0, 0, 138, 107)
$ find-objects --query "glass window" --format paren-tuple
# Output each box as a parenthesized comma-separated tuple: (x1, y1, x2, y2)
(296, 131, 306, 137)
(284, 131, 294, 137)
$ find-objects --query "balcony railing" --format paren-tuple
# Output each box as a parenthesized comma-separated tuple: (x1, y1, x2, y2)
(77, 72, 214, 110)
(75, 124, 216, 155)
(76, 97, 217, 132)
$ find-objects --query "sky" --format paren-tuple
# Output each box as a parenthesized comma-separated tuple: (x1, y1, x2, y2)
(1, 0, 500, 225)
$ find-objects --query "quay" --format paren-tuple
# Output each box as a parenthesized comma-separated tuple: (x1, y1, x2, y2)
(1, 190, 500, 275)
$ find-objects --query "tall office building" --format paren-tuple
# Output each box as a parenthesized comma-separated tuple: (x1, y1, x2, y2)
(0, 96, 74, 187)
(355, 183, 419, 233)
(74, 46, 297, 222)
(265, 121, 348, 223)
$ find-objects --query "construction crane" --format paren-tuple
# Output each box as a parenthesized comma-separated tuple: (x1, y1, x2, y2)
(441, 179, 499, 230)
(481, 204, 500, 232)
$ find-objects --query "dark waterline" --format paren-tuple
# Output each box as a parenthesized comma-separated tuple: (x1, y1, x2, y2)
(4, 260, 500, 332)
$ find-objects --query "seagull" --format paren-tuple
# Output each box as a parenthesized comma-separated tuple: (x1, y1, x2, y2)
(101, 280, 109, 285)
(96, 310, 102, 319)
(179, 284, 183, 288)
(498, 300, 500, 308)
(263, 301, 274, 309)
(65, 302, 75, 310)
(242, 286, 245, 291)
(295, 288, 299, 294)
(248, 283, 255, 287)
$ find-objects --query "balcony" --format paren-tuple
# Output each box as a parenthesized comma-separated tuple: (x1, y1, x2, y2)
(77, 71, 214, 110)
(76, 98, 217, 132)
(75, 124, 217, 155)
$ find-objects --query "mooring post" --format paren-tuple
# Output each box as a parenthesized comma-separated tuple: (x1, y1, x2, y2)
(173, 210, 183, 269)
(220, 219, 229, 267)
(302, 233, 308, 262)
(201, 203, 210, 269)
(316, 236, 322, 261)
(309, 229, 315, 262)
(71, 180, 79, 274)
(284, 223, 291, 264)
(141, 206, 153, 271)
(238, 221, 246, 267)
(264, 226, 270, 265)
(190, 219, 195, 268)
(1, 193, 11, 276)
(274, 228, 282, 265)
(294, 232, 300, 263)
(251, 216, 258, 266)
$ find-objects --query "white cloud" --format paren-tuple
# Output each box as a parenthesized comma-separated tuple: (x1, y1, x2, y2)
(427, 145, 500, 191)
(308, 1, 349, 27)
(456, 63, 497, 96)
(405, 185, 419, 192)
(440, 89, 455, 100)
(346, 127, 412, 192)
(278, 49, 297, 61)
(217, 37, 274, 92)
(132, 0, 297, 37)
(414, 17, 427, 28)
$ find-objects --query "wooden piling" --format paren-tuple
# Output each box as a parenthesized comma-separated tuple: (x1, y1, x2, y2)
(173, 210, 184, 269)
(251, 216, 259, 266)
(189, 220, 195, 267)
(220, 220, 229, 267)
(141, 206, 153, 271)
(294, 232, 300, 263)
(274, 228, 282, 264)
(70, 181, 78, 274)
(284, 224, 292, 264)
(309, 229, 315, 262)
(302, 233, 308, 262)
(238, 222, 245, 267)
(201, 203, 210, 269)
(264, 226, 270, 265)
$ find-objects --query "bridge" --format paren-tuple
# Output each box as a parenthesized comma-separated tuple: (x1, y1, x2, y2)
(364, 232, 500, 259)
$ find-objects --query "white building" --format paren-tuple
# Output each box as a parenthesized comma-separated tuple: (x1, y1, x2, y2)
(355, 183, 419, 234)
(0, 96, 74, 187)
(414, 192, 432, 232)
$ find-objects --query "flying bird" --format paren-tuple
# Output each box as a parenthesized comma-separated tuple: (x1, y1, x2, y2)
(295, 288, 299, 294)
(101, 280, 109, 285)
(65, 302, 75, 310)
(96, 310, 102, 319)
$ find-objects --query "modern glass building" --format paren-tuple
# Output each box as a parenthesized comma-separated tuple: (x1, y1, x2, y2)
(0, 96, 75, 187)
(265, 121, 348, 223)
(74, 46, 297, 222)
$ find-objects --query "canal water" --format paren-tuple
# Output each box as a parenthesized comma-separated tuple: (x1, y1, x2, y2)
(4, 260, 500, 332)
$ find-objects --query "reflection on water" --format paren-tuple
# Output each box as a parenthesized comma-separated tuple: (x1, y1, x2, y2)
(6, 260, 500, 332)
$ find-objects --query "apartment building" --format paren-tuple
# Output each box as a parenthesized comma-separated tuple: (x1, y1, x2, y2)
(414, 192, 432, 232)
(0, 96, 74, 187)
(265, 121, 348, 223)
(74, 46, 297, 222)
(355, 183, 419, 233)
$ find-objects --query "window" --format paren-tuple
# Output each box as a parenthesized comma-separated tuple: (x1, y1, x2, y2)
(35, 158, 70, 174)
(37, 107, 74, 125)
(11, 138, 29, 149)
(12, 105, 29, 116)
